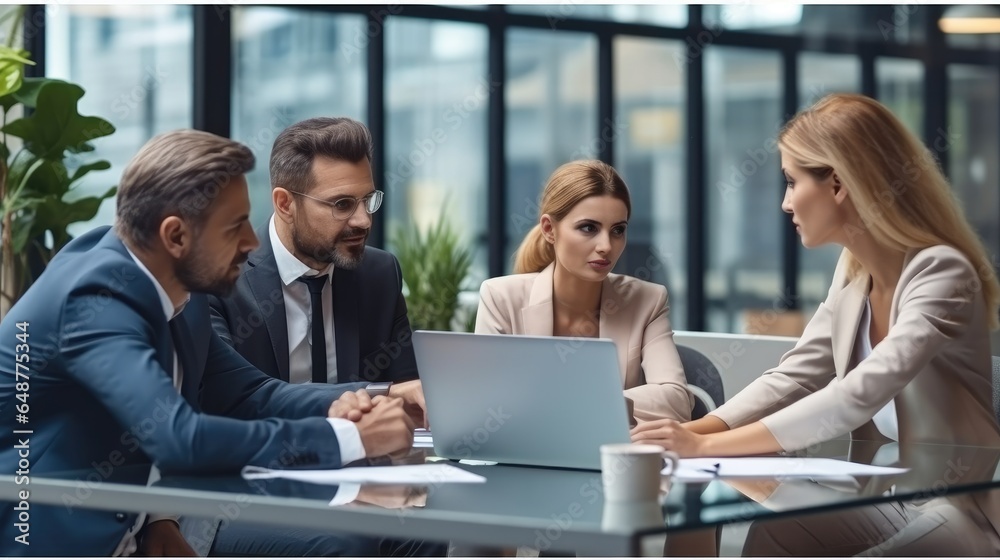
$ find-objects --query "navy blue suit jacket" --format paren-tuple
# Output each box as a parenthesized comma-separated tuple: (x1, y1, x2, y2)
(208, 222, 419, 384)
(0, 227, 365, 556)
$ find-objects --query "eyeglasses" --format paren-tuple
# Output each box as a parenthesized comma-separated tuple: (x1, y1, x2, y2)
(287, 189, 383, 220)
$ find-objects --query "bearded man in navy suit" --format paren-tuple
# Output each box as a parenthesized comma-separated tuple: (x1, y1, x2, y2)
(0, 130, 419, 556)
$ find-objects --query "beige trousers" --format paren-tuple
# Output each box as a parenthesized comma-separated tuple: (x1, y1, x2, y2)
(743, 498, 999, 557)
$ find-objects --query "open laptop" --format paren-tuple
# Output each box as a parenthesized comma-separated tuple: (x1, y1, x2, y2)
(412, 330, 631, 471)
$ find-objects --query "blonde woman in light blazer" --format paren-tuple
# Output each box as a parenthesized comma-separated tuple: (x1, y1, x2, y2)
(476, 160, 693, 423)
(632, 94, 1000, 555)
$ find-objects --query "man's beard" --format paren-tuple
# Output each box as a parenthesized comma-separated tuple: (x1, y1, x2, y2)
(292, 225, 368, 270)
(177, 247, 245, 297)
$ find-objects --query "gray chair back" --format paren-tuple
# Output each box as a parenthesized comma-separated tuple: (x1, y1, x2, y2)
(992, 356, 1000, 426)
(676, 344, 725, 420)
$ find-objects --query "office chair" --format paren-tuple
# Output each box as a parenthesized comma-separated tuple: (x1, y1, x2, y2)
(676, 344, 725, 420)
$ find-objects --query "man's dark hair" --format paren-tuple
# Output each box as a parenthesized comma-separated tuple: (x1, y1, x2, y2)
(116, 129, 255, 250)
(269, 117, 374, 193)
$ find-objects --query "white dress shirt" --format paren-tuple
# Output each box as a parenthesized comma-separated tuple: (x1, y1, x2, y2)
(269, 216, 339, 384)
(855, 297, 899, 441)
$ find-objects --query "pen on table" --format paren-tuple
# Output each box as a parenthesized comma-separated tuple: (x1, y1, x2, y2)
(698, 462, 722, 477)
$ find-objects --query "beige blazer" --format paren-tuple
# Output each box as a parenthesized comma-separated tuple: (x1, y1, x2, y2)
(713, 244, 1000, 538)
(475, 263, 693, 422)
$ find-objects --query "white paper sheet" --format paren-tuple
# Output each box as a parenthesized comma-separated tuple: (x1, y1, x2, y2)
(668, 457, 909, 482)
(241, 463, 486, 485)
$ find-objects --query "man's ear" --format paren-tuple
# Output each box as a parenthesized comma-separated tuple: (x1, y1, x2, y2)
(539, 215, 556, 244)
(160, 216, 191, 260)
(273, 187, 295, 223)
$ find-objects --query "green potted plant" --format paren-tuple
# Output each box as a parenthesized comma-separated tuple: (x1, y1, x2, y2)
(391, 210, 475, 332)
(0, 7, 117, 317)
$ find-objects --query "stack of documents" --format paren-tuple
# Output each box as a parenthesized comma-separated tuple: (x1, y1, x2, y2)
(242, 463, 485, 484)
(669, 457, 908, 482)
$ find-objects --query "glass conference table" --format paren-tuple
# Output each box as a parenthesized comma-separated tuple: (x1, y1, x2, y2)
(3, 438, 1000, 556)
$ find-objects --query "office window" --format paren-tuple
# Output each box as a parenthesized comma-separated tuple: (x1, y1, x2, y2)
(613, 37, 687, 328)
(949, 65, 1000, 262)
(385, 18, 489, 284)
(46, 5, 193, 237)
(704, 5, 924, 43)
(798, 53, 860, 318)
(508, 5, 686, 27)
(877, 58, 924, 139)
(704, 47, 783, 333)
(232, 8, 366, 227)
(505, 29, 597, 271)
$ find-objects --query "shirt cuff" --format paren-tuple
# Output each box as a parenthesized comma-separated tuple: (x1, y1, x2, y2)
(326, 418, 367, 465)
(328, 483, 362, 506)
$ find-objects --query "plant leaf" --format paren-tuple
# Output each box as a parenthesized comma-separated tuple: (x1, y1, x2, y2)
(11, 77, 61, 109)
(1, 81, 115, 158)
(390, 208, 473, 332)
(69, 159, 111, 183)
(0, 46, 31, 98)
(10, 206, 37, 252)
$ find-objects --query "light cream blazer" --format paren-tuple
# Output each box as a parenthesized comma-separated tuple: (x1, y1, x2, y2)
(713, 244, 1000, 449)
(475, 263, 693, 422)
(713, 244, 1000, 541)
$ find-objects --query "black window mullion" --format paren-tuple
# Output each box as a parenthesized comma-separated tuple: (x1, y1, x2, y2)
(366, 10, 387, 249)
(923, 5, 948, 172)
(193, 6, 232, 137)
(685, 4, 706, 331)
(598, 30, 614, 167)
(23, 6, 46, 78)
(862, 51, 877, 98)
(782, 49, 800, 312)
(488, 6, 507, 278)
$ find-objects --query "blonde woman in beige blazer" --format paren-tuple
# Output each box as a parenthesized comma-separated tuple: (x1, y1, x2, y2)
(632, 94, 1000, 555)
(476, 160, 692, 423)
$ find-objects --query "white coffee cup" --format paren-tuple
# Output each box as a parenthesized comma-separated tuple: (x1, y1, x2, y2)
(600, 443, 679, 503)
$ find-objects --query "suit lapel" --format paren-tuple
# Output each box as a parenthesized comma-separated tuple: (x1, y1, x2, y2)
(169, 317, 202, 410)
(598, 275, 629, 383)
(832, 274, 868, 378)
(332, 268, 359, 382)
(521, 264, 555, 336)
(248, 226, 291, 381)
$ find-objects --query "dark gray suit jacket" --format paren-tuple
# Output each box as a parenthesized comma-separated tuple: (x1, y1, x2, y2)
(208, 222, 419, 384)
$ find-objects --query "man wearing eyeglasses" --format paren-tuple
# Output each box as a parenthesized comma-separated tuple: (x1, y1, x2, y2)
(205, 117, 438, 557)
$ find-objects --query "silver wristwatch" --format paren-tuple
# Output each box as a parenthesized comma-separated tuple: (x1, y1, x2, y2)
(365, 382, 393, 398)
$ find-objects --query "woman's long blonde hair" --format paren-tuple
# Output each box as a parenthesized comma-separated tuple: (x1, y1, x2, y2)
(780, 93, 999, 328)
(513, 160, 632, 274)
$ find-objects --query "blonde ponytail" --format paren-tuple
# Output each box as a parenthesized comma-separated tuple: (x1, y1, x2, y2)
(513, 224, 555, 274)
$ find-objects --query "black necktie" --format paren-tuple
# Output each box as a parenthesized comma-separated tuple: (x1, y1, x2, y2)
(297, 274, 328, 384)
